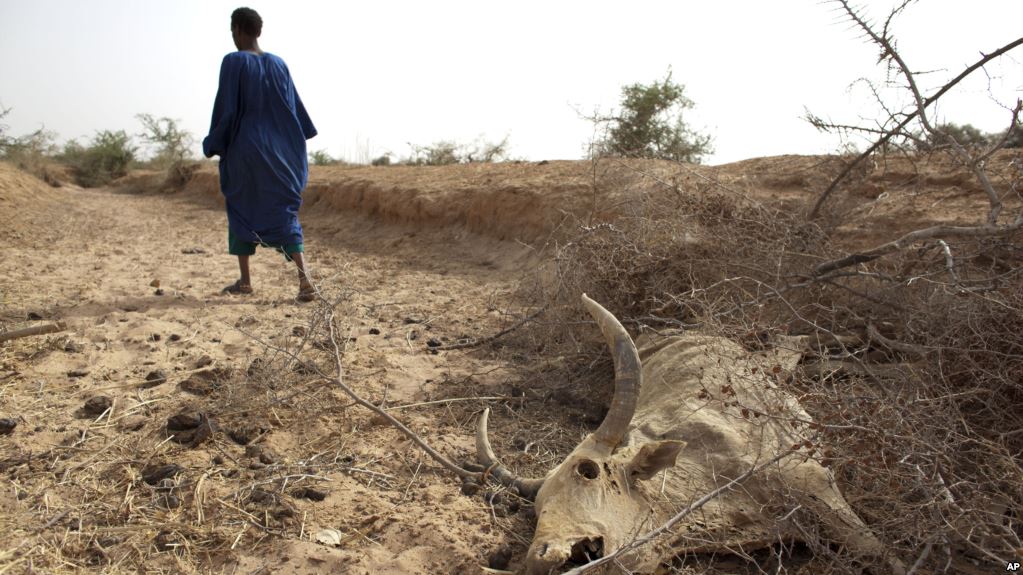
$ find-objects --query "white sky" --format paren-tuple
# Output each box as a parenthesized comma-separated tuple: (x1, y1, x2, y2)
(1, 1, 1020, 165)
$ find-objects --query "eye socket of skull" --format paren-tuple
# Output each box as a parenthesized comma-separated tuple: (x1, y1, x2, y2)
(575, 459, 600, 480)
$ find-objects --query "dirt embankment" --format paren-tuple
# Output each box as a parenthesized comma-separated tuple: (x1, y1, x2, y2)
(0, 162, 61, 242)
(183, 158, 780, 244)
(175, 151, 1022, 249)
(183, 160, 605, 244)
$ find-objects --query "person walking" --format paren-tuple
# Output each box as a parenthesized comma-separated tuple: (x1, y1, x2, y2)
(203, 7, 318, 302)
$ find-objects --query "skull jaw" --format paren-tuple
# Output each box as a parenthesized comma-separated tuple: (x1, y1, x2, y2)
(524, 536, 605, 575)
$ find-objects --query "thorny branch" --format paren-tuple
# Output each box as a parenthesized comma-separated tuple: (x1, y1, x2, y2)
(233, 294, 480, 480)
(436, 305, 548, 350)
(807, 24, 1023, 219)
(813, 217, 1023, 276)
(321, 301, 478, 479)
(802, 1, 1023, 281)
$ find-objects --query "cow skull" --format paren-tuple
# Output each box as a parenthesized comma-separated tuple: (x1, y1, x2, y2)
(476, 294, 678, 573)
(475, 294, 902, 574)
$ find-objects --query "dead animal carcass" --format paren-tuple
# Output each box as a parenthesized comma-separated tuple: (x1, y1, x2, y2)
(477, 295, 901, 574)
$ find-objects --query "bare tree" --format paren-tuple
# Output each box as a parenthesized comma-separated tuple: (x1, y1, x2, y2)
(806, 3, 1022, 221)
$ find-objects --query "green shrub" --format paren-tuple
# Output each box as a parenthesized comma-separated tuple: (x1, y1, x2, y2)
(136, 114, 193, 168)
(309, 149, 336, 166)
(63, 130, 137, 187)
(404, 136, 510, 165)
(406, 141, 459, 165)
(914, 123, 990, 151)
(591, 71, 712, 163)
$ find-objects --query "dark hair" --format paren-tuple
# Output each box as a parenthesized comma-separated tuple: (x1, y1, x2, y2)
(231, 7, 262, 37)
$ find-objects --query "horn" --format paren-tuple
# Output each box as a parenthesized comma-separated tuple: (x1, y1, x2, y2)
(581, 293, 641, 450)
(476, 408, 545, 499)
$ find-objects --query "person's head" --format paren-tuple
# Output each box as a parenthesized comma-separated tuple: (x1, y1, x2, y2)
(230, 7, 262, 49)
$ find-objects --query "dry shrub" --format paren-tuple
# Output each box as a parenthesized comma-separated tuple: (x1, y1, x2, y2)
(162, 159, 201, 190)
(110, 160, 202, 196)
(1, 143, 68, 189)
(793, 249, 1023, 572)
(512, 156, 1023, 572)
(3, 154, 67, 187)
(513, 161, 828, 406)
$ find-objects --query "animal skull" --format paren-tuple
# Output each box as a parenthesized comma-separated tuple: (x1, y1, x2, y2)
(476, 294, 901, 574)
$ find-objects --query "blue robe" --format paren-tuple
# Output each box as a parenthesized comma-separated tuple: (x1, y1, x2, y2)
(203, 52, 317, 246)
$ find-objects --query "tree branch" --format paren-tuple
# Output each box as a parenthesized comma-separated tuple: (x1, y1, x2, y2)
(813, 218, 1023, 277)
(323, 304, 478, 479)
(0, 321, 67, 343)
(807, 35, 1023, 219)
(436, 305, 547, 350)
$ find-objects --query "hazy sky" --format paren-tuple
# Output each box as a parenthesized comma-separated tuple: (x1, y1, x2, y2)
(1, 1, 1020, 165)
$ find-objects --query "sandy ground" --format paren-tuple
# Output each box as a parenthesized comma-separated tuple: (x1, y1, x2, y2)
(0, 162, 552, 574)
(0, 151, 1019, 573)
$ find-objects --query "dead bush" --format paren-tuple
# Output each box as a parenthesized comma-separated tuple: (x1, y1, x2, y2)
(162, 159, 200, 190)
(510, 153, 1023, 572)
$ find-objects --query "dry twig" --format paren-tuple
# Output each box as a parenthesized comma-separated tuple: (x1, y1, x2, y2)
(0, 321, 67, 343)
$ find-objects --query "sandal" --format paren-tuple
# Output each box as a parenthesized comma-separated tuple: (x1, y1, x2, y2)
(222, 280, 254, 295)
(296, 285, 317, 303)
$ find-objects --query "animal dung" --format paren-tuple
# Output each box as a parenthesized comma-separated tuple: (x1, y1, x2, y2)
(141, 463, 184, 486)
(81, 395, 112, 416)
(166, 411, 217, 447)
(0, 418, 17, 435)
(140, 369, 167, 388)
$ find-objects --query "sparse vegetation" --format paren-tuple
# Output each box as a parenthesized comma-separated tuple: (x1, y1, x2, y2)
(0, 106, 66, 186)
(1, 127, 64, 187)
(523, 3, 1023, 572)
(915, 122, 999, 151)
(404, 136, 511, 165)
(590, 70, 712, 163)
(1, 5, 1020, 574)
(309, 148, 337, 166)
(136, 114, 193, 169)
(61, 130, 137, 187)
(0, 105, 12, 150)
